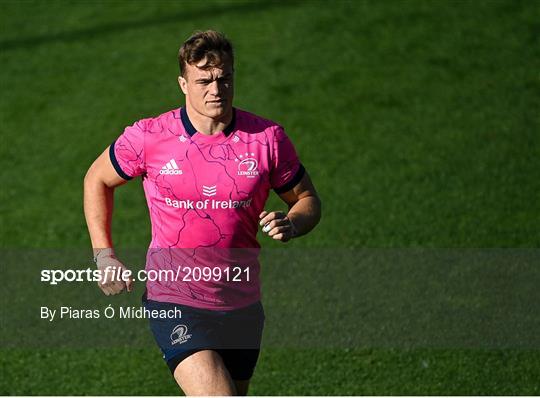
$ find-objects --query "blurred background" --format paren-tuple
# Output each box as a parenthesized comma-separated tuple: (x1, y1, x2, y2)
(1, 0, 539, 394)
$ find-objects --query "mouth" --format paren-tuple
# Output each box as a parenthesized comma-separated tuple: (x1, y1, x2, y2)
(207, 99, 226, 104)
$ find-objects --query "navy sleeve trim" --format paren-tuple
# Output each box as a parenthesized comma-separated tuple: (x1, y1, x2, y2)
(109, 140, 133, 181)
(274, 163, 306, 194)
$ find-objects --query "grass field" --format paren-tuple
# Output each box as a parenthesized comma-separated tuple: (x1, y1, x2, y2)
(1, 0, 539, 395)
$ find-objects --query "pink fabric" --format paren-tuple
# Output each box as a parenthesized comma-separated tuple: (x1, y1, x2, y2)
(113, 108, 301, 309)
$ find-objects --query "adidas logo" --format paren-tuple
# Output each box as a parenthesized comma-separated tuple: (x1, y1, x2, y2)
(160, 159, 182, 175)
(202, 185, 217, 197)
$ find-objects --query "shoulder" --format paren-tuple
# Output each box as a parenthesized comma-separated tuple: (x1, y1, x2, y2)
(235, 108, 283, 136)
(128, 108, 181, 137)
(234, 109, 297, 157)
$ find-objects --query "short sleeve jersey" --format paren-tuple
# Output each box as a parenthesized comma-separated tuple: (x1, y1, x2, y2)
(111, 107, 304, 310)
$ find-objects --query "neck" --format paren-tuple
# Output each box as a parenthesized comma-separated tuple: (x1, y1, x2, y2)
(185, 104, 233, 135)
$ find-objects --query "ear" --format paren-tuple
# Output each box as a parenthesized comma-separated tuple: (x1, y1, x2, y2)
(178, 75, 188, 95)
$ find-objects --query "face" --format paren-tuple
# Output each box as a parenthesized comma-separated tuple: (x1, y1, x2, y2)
(178, 57, 234, 120)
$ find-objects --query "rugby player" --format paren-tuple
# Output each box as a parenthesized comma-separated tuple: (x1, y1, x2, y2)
(84, 30, 321, 395)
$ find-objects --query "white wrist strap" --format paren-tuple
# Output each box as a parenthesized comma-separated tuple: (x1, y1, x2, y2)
(93, 248, 115, 263)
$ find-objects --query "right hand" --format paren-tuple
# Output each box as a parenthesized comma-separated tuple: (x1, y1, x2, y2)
(95, 251, 133, 296)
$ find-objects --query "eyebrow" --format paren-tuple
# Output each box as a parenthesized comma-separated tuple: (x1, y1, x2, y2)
(195, 73, 232, 83)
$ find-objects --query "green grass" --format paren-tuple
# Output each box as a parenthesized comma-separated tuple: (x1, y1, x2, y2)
(1, 0, 539, 395)
(2, 348, 539, 395)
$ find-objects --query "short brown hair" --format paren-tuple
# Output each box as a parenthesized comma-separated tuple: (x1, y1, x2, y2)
(178, 30, 234, 78)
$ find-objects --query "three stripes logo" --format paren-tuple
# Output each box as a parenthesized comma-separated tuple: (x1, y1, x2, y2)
(160, 159, 182, 175)
(202, 185, 217, 197)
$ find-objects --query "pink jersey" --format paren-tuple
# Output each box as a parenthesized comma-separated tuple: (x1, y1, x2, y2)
(111, 107, 304, 310)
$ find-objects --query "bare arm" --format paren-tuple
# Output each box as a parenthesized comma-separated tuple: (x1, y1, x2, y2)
(83, 146, 132, 294)
(259, 171, 322, 242)
(84, 146, 127, 248)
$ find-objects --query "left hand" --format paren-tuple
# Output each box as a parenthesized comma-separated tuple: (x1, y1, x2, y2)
(259, 210, 298, 242)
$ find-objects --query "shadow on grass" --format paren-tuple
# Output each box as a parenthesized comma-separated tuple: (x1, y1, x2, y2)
(0, 1, 300, 51)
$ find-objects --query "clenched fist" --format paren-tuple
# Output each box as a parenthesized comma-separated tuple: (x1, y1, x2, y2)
(259, 211, 298, 242)
(94, 249, 133, 296)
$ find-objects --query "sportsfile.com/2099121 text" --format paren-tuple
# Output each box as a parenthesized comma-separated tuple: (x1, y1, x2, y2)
(40, 266, 250, 285)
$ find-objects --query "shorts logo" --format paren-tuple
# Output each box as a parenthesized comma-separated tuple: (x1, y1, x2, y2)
(170, 324, 192, 345)
(235, 153, 259, 178)
(160, 159, 182, 175)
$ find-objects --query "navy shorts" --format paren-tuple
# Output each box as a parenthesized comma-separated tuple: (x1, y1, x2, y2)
(142, 293, 265, 380)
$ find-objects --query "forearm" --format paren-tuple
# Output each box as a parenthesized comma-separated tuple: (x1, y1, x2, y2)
(287, 195, 321, 238)
(83, 171, 115, 251)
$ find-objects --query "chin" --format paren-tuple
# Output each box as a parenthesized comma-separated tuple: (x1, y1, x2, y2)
(206, 105, 230, 119)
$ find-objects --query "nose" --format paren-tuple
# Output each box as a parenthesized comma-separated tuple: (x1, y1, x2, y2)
(208, 80, 220, 96)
